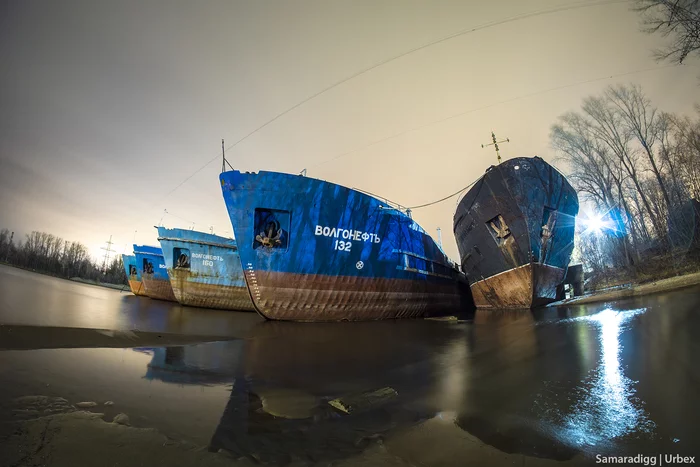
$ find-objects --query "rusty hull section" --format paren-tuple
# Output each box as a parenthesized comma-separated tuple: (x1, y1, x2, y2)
(470, 263, 565, 309)
(168, 268, 255, 311)
(244, 270, 468, 322)
(128, 279, 147, 296)
(141, 275, 177, 302)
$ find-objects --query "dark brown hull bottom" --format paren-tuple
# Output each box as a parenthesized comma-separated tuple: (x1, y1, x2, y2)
(141, 276, 177, 302)
(470, 263, 565, 309)
(244, 271, 468, 322)
(128, 279, 148, 296)
(168, 269, 256, 311)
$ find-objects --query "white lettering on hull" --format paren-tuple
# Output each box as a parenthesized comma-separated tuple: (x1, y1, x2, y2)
(191, 253, 224, 261)
(314, 225, 381, 243)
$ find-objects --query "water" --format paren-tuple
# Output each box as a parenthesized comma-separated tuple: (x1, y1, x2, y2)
(0, 264, 699, 466)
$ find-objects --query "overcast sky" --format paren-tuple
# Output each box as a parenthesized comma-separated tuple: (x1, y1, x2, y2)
(1, 0, 698, 262)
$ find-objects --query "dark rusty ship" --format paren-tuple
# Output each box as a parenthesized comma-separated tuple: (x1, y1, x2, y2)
(453, 156, 578, 309)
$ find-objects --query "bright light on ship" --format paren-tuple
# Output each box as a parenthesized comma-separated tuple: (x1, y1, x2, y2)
(580, 212, 609, 236)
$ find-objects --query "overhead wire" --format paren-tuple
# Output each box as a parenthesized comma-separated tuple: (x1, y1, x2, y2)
(362, 62, 686, 210)
(127, 0, 633, 224)
(114, 0, 694, 242)
(111, 60, 687, 245)
(311, 62, 684, 171)
(210, 0, 631, 158)
(407, 179, 480, 210)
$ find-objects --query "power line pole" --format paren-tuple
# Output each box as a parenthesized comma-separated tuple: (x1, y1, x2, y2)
(481, 131, 510, 164)
(101, 235, 115, 271)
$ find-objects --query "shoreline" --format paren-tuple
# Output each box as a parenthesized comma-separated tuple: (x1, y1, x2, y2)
(0, 324, 237, 350)
(551, 271, 700, 306)
(68, 276, 129, 291)
(0, 262, 128, 292)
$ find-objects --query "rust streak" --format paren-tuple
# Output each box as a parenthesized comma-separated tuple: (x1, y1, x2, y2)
(245, 271, 468, 322)
(168, 268, 255, 311)
(141, 275, 177, 302)
(470, 263, 565, 309)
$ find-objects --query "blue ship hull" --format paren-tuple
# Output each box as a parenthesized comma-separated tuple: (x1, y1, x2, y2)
(157, 227, 256, 311)
(133, 244, 176, 302)
(219, 170, 472, 321)
(121, 254, 146, 296)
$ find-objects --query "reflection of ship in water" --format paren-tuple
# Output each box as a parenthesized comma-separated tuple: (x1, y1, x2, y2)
(140, 321, 468, 464)
(143, 340, 244, 385)
(457, 309, 581, 460)
(242, 320, 465, 396)
(209, 376, 431, 465)
(140, 306, 682, 462)
(209, 320, 471, 464)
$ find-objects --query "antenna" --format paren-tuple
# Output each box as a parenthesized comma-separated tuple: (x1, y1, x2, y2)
(481, 131, 510, 164)
(222, 138, 234, 172)
(436, 227, 443, 249)
(300, 169, 307, 177)
(101, 235, 116, 271)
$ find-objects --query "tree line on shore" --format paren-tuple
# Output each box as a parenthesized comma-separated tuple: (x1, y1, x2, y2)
(551, 83, 700, 287)
(0, 229, 127, 285)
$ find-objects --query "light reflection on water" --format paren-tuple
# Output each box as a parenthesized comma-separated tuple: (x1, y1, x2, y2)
(546, 308, 656, 449)
(133, 309, 664, 460)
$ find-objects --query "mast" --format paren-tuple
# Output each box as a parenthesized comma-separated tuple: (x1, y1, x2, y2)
(221, 138, 226, 173)
(481, 131, 510, 164)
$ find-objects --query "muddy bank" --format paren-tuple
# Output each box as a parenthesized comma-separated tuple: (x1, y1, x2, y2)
(69, 276, 129, 291)
(0, 395, 587, 467)
(552, 271, 700, 306)
(0, 409, 247, 467)
(0, 325, 234, 350)
(0, 410, 413, 467)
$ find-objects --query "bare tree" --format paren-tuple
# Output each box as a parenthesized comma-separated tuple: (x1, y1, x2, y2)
(552, 112, 639, 264)
(581, 95, 667, 241)
(1, 228, 127, 284)
(656, 111, 688, 204)
(551, 83, 700, 284)
(607, 84, 673, 208)
(670, 108, 700, 197)
(635, 0, 700, 64)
